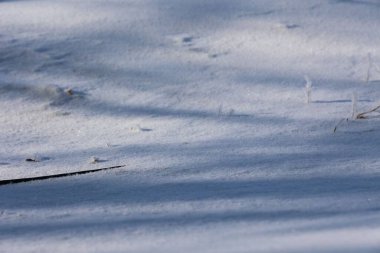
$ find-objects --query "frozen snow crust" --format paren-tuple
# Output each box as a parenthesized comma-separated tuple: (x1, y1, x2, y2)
(1, 0, 380, 252)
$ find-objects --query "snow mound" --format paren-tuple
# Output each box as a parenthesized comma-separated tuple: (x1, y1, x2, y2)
(0, 83, 84, 106)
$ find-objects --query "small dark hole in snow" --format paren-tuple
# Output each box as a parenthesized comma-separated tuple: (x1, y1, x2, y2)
(182, 36, 193, 43)
(65, 88, 74, 96)
(25, 157, 50, 162)
(25, 158, 38, 162)
(286, 24, 300, 29)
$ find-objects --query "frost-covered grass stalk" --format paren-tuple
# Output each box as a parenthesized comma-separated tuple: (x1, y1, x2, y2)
(374, 61, 380, 74)
(366, 53, 373, 84)
(218, 104, 223, 116)
(304, 75, 312, 104)
(351, 92, 358, 119)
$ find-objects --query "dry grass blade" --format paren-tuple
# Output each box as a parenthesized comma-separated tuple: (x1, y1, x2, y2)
(356, 104, 380, 119)
(333, 118, 348, 133)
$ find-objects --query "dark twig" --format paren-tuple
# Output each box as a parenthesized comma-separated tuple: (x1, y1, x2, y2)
(356, 104, 380, 119)
(0, 165, 126, 186)
(333, 118, 348, 133)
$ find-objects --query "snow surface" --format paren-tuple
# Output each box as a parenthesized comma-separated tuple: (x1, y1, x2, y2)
(1, 0, 380, 252)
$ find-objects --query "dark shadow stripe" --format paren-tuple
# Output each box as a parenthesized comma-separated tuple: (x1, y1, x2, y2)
(0, 165, 126, 186)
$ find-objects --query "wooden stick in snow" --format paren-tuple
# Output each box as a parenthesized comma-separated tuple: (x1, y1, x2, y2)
(0, 165, 126, 186)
